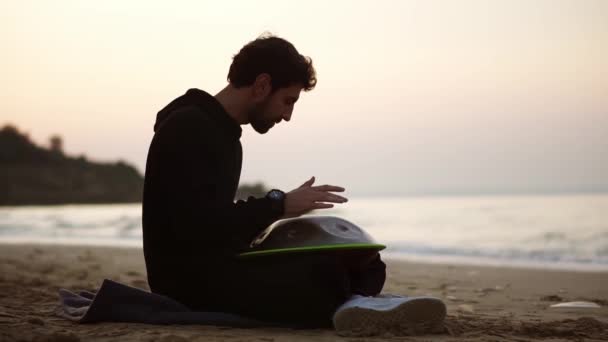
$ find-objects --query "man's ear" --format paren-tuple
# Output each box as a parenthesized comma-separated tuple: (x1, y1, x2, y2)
(252, 73, 272, 101)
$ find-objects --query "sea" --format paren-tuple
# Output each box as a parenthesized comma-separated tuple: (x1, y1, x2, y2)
(1, 194, 607, 272)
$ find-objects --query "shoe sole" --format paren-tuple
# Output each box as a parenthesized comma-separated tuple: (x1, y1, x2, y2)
(333, 297, 447, 336)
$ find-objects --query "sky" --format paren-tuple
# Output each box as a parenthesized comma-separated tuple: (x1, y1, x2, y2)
(1, 0, 607, 196)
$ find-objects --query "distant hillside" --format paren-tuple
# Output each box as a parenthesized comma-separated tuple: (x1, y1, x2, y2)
(0, 125, 143, 205)
(0, 125, 269, 206)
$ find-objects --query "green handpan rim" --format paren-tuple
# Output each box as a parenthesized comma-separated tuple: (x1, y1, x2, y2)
(237, 243, 386, 258)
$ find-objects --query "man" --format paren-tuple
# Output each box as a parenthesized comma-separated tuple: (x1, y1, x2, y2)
(142, 34, 445, 333)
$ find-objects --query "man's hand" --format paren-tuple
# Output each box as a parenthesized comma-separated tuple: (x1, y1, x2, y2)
(281, 176, 348, 219)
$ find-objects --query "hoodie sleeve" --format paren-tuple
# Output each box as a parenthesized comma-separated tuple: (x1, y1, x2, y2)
(151, 107, 283, 255)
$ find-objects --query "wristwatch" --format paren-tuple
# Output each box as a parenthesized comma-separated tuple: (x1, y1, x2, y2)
(265, 189, 286, 216)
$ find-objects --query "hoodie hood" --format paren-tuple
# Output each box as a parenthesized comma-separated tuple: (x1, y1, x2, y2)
(154, 88, 242, 139)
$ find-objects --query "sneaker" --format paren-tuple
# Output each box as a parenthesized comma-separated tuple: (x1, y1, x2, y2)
(332, 294, 446, 336)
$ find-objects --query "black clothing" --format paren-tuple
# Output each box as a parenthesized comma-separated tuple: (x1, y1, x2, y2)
(142, 89, 386, 327)
(178, 252, 386, 328)
(143, 89, 283, 296)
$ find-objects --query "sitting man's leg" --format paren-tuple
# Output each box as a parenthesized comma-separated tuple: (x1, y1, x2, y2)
(182, 252, 386, 328)
(218, 253, 351, 327)
(343, 251, 386, 297)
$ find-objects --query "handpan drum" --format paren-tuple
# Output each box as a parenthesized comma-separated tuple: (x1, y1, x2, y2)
(238, 216, 386, 258)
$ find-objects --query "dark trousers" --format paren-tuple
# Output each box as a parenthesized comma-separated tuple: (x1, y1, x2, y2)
(175, 251, 386, 328)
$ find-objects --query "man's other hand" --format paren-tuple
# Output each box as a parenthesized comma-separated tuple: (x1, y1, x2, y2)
(282, 176, 348, 219)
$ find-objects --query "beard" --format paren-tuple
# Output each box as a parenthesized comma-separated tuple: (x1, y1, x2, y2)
(248, 102, 275, 134)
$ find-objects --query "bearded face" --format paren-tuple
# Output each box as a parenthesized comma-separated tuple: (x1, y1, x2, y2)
(248, 84, 302, 134)
(248, 100, 276, 134)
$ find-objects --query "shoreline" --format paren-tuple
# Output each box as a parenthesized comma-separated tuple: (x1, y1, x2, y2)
(1, 243, 607, 341)
(1, 239, 607, 273)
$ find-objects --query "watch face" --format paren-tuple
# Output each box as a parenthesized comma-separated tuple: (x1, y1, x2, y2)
(269, 190, 284, 200)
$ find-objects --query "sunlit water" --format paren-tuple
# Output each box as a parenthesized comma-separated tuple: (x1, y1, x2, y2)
(1, 194, 607, 271)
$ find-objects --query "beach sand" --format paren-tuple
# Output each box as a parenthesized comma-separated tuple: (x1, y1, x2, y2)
(0, 243, 607, 341)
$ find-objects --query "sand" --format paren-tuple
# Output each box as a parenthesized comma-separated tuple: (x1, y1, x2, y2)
(0, 243, 607, 342)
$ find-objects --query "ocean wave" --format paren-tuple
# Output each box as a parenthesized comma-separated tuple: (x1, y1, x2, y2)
(385, 241, 608, 266)
(1, 196, 608, 271)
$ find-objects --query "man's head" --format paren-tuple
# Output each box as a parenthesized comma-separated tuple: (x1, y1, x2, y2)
(228, 34, 317, 134)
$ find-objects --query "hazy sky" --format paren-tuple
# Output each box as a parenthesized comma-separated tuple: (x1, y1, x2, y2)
(2, 0, 607, 196)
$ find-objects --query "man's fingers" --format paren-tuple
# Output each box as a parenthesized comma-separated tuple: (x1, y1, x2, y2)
(311, 185, 345, 192)
(298, 176, 315, 188)
(316, 193, 348, 203)
(311, 203, 334, 210)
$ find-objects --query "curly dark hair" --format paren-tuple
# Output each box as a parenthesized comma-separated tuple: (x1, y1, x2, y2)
(227, 33, 317, 92)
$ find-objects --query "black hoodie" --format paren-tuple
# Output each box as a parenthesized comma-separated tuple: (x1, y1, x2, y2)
(142, 88, 283, 297)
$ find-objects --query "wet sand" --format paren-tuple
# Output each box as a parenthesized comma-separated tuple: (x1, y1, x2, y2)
(1, 243, 607, 341)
